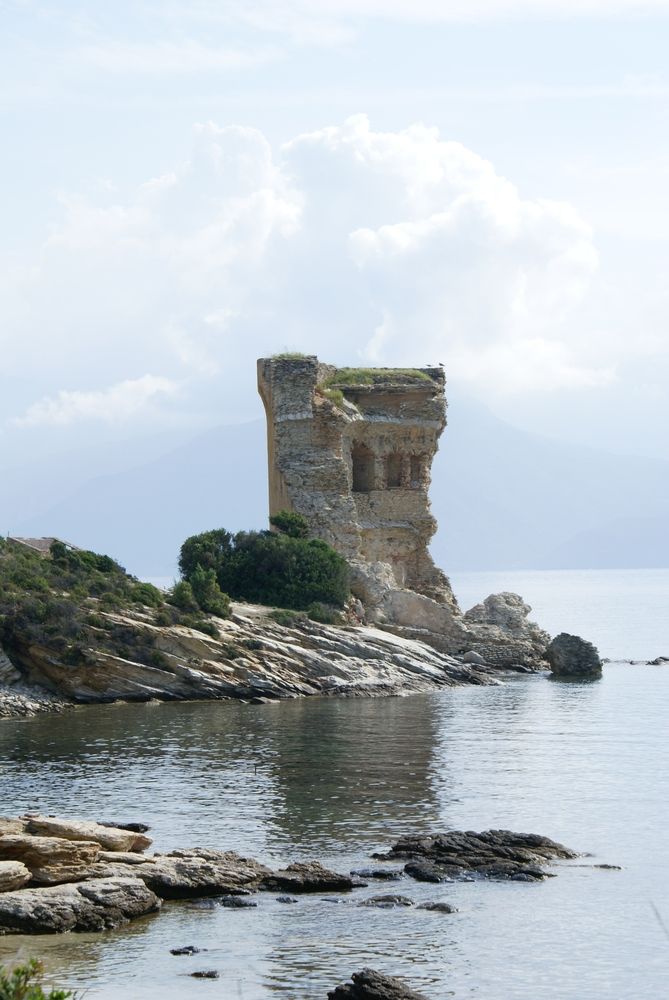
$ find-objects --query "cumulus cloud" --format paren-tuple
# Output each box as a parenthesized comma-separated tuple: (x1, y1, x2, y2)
(4, 114, 613, 432)
(13, 375, 179, 428)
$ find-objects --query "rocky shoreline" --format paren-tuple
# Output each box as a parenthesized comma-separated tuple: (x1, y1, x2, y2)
(0, 813, 579, 936)
(0, 599, 533, 720)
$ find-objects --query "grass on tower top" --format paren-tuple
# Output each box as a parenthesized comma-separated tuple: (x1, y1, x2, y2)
(270, 351, 310, 360)
(322, 367, 434, 388)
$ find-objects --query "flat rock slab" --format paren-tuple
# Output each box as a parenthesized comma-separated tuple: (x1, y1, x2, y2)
(0, 861, 31, 893)
(261, 861, 356, 893)
(0, 834, 101, 886)
(92, 849, 271, 900)
(376, 829, 577, 882)
(0, 877, 161, 934)
(328, 968, 427, 1000)
(23, 815, 151, 853)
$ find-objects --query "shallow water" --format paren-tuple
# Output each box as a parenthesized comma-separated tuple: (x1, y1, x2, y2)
(1, 664, 668, 999)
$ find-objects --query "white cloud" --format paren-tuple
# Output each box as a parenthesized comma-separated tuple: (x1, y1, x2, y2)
(3, 114, 619, 431)
(13, 375, 179, 427)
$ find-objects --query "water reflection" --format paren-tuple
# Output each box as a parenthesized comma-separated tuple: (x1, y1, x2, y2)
(1, 666, 668, 999)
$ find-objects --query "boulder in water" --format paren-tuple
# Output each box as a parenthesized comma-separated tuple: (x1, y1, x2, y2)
(0, 876, 160, 933)
(328, 968, 427, 999)
(546, 633, 602, 679)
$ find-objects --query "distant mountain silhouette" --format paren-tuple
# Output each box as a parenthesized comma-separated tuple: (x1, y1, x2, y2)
(9, 396, 668, 576)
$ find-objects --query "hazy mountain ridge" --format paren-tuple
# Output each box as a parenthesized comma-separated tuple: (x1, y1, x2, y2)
(6, 397, 668, 576)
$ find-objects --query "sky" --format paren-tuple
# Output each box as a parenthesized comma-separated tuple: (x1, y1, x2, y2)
(1, 0, 668, 473)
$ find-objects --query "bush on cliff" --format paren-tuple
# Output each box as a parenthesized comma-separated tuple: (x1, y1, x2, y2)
(179, 513, 350, 611)
(0, 538, 200, 670)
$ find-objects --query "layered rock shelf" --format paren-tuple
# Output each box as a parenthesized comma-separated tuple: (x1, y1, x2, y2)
(1, 602, 506, 718)
(0, 814, 581, 935)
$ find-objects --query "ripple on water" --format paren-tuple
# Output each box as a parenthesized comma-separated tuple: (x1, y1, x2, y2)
(1, 664, 669, 999)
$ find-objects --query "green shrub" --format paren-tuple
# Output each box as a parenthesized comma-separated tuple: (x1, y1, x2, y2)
(191, 619, 220, 638)
(179, 527, 349, 612)
(154, 606, 182, 627)
(270, 509, 309, 538)
(129, 582, 164, 608)
(148, 649, 169, 668)
(178, 529, 234, 580)
(306, 602, 343, 625)
(168, 580, 199, 612)
(320, 387, 344, 407)
(268, 609, 307, 627)
(189, 565, 231, 618)
(0, 960, 75, 999)
(270, 351, 309, 360)
(220, 643, 241, 660)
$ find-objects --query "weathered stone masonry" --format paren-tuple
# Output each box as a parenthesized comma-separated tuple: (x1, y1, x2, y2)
(258, 355, 550, 667)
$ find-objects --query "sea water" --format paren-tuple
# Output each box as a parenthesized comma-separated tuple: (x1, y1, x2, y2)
(1, 569, 668, 999)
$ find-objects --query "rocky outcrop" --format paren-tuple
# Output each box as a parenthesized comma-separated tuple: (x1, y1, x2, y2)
(546, 633, 603, 678)
(23, 815, 151, 853)
(375, 829, 577, 882)
(0, 643, 69, 718)
(328, 969, 427, 1000)
(0, 814, 581, 934)
(2, 601, 499, 713)
(0, 834, 101, 886)
(260, 861, 357, 894)
(0, 877, 161, 933)
(257, 357, 557, 669)
(97, 849, 272, 900)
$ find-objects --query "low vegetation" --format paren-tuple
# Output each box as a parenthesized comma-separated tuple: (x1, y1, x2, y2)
(321, 367, 433, 388)
(0, 538, 224, 668)
(179, 511, 350, 612)
(0, 960, 74, 1000)
(270, 351, 310, 360)
(0, 512, 350, 673)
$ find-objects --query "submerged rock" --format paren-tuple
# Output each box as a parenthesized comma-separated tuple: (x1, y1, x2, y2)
(376, 829, 577, 881)
(359, 895, 414, 908)
(170, 945, 202, 956)
(0, 876, 160, 934)
(351, 868, 404, 882)
(190, 970, 219, 979)
(417, 901, 457, 913)
(218, 895, 257, 908)
(328, 968, 427, 999)
(261, 861, 356, 893)
(546, 633, 603, 679)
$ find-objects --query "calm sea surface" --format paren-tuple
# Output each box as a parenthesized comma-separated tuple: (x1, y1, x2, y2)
(1, 569, 668, 999)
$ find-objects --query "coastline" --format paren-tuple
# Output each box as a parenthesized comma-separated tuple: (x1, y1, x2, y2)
(0, 602, 506, 720)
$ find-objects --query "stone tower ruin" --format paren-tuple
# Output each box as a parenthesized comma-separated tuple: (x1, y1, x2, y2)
(257, 355, 459, 631)
(258, 354, 551, 666)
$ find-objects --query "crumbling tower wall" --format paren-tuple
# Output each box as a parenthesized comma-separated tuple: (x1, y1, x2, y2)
(257, 355, 458, 622)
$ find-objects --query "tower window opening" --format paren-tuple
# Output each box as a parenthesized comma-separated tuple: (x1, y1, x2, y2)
(410, 455, 424, 487)
(386, 452, 402, 488)
(351, 442, 375, 493)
